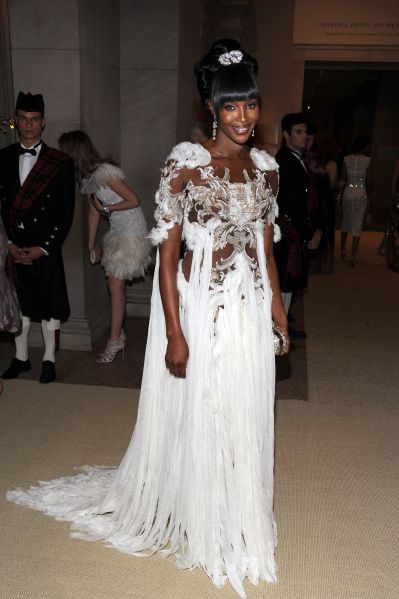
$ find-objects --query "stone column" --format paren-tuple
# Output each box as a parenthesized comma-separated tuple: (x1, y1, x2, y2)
(243, 0, 297, 153)
(120, 0, 201, 317)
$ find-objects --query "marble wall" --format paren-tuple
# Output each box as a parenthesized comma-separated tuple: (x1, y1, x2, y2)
(120, 0, 202, 317)
(7, 0, 121, 348)
(177, 0, 203, 142)
(8, 0, 80, 148)
(120, 0, 179, 228)
(78, 0, 120, 161)
(0, 0, 16, 149)
(77, 0, 121, 338)
(243, 0, 296, 152)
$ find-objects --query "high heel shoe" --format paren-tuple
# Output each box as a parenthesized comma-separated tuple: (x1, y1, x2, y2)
(96, 330, 126, 363)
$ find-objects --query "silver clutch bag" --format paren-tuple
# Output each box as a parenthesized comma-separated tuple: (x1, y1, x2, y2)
(273, 322, 288, 356)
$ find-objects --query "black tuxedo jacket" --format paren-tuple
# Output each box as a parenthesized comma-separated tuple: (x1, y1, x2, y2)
(274, 146, 315, 292)
(0, 142, 75, 321)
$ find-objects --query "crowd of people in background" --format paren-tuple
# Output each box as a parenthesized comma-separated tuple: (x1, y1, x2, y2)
(1, 38, 398, 599)
(0, 82, 397, 393)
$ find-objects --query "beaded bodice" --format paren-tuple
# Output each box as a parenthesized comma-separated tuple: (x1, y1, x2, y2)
(344, 154, 370, 188)
(152, 143, 279, 290)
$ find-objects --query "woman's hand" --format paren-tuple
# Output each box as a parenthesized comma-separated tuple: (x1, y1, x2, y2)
(165, 332, 189, 378)
(307, 229, 322, 250)
(273, 312, 290, 355)
(88, 246, 101, 265)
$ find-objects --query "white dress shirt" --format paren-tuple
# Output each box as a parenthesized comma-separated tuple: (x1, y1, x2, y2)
(290, 149, 307, 172)
(19, 141, 42, 185)
(17, 141, 48, 255)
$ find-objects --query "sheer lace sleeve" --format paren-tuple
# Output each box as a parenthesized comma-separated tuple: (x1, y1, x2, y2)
(263, 170, 280, 242)
(250, 149, 280, 242)
(149, 160, 187, 246)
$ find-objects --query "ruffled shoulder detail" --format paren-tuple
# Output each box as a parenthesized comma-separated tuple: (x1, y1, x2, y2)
(167, 142, 211, 169)
(250, 148, 278, 172)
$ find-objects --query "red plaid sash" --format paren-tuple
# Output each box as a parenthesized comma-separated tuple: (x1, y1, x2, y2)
(10, 148, 69, 228)
(7, 147, 70, 286)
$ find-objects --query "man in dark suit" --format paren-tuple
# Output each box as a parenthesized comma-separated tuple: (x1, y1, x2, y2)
(0, 92, 75, 383)
(274, 113, 321, 319)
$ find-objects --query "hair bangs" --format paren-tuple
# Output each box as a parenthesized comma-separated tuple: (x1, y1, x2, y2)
(211, 64, 262, 114)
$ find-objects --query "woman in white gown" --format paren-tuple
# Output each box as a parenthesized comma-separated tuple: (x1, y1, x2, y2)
(59, 131, 152, 362)
(7, 40, 289, 598)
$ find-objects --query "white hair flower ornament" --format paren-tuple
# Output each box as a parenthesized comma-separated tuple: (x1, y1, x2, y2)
(218, 50, 243, 66)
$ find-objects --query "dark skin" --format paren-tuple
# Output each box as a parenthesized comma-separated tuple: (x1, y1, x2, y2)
(160, 98, 289, 379)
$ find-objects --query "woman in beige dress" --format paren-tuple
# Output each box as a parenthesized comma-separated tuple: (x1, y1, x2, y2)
(339, 136, 371, 267)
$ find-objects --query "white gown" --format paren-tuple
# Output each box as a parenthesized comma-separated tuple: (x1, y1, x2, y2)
(7, 142, 280, 598)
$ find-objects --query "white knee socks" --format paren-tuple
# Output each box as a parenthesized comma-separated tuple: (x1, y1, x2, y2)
(15, 316, 31, 361)
(14, 317, 60, 362)
(41, 318, 60, 363)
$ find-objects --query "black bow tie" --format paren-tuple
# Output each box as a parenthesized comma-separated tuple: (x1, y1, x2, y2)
(18, 143, 40, 156)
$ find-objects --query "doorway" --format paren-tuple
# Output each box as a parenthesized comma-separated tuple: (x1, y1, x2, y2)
(302, 61, 399, 228)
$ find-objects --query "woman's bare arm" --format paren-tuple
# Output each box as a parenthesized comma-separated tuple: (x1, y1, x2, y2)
(91, 178, 141, 213)
(327, 160, 338, 189)
(159, 224, 189, 378)
(264, 223, 290, 351)
(88, 199, 101, 251)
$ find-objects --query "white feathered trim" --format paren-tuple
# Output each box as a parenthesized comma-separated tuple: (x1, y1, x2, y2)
(250, 148, 278, 172)
(167, 142, 211, 169)
(148, 220, 176, 246)
(273, 224, 281, 242)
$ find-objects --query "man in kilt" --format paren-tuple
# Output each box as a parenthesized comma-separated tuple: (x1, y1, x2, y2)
(0, 92, 75, 383)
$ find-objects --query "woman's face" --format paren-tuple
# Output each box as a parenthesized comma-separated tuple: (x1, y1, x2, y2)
(216, 98, 260, 145)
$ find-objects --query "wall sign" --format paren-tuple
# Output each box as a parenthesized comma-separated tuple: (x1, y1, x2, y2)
(293, 0, 399, 45)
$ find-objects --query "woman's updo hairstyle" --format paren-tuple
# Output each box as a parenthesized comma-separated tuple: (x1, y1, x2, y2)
(195, 38, 261, 116)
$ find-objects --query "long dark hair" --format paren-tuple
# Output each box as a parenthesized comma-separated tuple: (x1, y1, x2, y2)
(194, 39, 261, 116)
(58, 130, 113, 184)
(313, 138, 339, 167)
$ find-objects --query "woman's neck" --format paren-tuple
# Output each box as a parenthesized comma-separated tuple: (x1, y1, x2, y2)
(206, 139, 249, 160)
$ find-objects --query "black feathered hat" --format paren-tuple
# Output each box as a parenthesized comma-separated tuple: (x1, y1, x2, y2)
(15, 92, 45, 115)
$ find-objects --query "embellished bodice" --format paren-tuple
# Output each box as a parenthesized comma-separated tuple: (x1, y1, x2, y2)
(150, 142, 280, 291)
(344, 154, 371, 189)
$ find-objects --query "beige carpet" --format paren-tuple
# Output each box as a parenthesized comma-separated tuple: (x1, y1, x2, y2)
(1, 232, 399, 599)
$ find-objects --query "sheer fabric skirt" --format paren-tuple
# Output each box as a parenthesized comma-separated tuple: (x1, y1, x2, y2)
(341, 187, 367, 237)
(0, 269, 21, 333)
(7, 225, 277, 598)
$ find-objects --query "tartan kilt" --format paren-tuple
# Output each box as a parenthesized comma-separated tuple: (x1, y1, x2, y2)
(15, 250, 70, 322)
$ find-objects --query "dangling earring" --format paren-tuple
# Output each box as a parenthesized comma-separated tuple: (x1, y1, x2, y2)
(212, 118, 217, 141)
(252, 127, 255, 138)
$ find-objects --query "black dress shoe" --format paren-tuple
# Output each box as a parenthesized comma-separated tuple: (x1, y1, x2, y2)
(39, 361, 56, 384)
(289, 327, 307, 340)
(2, 357, 31, 379)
